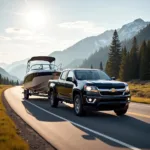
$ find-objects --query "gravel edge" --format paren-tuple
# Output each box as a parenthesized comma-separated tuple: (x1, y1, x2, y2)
(2, 91, 56, 150)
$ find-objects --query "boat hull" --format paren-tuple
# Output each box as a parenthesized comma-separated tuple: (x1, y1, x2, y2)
(24, 71, 60, 93)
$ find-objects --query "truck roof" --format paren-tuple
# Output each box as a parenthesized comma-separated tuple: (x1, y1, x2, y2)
(63, 68, 100, 71)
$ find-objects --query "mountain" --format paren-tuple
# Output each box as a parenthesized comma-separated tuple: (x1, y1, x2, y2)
(64, 58, 84, 69)
(0, 63, 8, 69)
(3, 58, 28, 81)
(80, 24, 150, 69)
(5, 58, 28, 72)
(0, 67, 19, 81)
(119, 18, 149, 40)
(50, 18, 149, 68)
(8, 64, 27, 81)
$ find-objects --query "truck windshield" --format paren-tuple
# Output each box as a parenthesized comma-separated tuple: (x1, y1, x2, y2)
(74, 70, 111, 80)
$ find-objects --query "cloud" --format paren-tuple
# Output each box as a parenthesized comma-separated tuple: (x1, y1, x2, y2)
(0, 36, 11, 41)
(12, 35, 55, 44)
(13, 12, 25, 16)
(58, 21, 105, 35)
(5, 28, 32, 35)
(13, 36, 33, 41)
(59, 21, 90, 29)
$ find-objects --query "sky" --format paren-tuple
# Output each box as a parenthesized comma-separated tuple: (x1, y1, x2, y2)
(0, 0, 150, 64)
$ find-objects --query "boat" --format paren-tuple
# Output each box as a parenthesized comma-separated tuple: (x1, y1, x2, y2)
(23, 56, 61, 99)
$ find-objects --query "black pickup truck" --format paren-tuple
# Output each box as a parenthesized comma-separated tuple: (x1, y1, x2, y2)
(48, 69, 131, 116)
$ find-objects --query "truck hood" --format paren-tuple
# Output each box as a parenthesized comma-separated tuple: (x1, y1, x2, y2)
(80, 80, 127, 89)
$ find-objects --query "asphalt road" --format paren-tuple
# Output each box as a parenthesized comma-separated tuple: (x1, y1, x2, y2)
(4, 86, 150, 150)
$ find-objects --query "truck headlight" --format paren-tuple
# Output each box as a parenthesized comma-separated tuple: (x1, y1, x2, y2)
(84, 86, 98, 92)
(125, 86, 130, 92)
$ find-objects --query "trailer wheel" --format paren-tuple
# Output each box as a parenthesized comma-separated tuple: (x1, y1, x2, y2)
(24, 89, 29, 100)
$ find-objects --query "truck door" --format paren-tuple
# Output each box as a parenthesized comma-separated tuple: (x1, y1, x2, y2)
(57, 70, 68, 99)
(65, 71, 74, 101)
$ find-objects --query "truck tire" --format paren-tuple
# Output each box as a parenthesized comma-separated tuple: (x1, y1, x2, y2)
(24, 89, 29, 100)
(114, 105, 128, 116)
(73, 94, 85, 116)
(49, 90, 59, 108)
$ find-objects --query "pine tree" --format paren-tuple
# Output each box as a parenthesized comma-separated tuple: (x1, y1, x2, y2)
(105, 30, 121, 78)
(12, 80, 14, 85)
(0, 74, 2, 84)
(126, 52, 131, 81)
(16, 80, 19, 85)
(139, 41, 150, 80)
(100, 61, 103, 70)
(105, 61, 110, 74)
(119, 47, 129, 81)
(6, 77, 9, 85)
(147, 41, 150, 79)
(91, 64, 93, 69)
(129, 37, 139, 80)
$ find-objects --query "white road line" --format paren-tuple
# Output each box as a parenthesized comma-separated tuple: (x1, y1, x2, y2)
(25, 100, 141, 150)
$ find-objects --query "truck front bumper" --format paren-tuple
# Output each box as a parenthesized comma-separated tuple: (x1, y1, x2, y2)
(83, 95, 130, 111)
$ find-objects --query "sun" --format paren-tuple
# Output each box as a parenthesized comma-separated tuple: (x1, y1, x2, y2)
(25, 11, 47, 29)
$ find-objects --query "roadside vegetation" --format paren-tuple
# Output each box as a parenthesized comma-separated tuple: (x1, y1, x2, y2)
(128, 81, 150, 104)
(0, 85, 29, 150)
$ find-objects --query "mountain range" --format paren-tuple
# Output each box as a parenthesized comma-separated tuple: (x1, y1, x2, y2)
(0, 67, 19, 81)
(50, 18, 149, 68)
(1, 18, 149, 81)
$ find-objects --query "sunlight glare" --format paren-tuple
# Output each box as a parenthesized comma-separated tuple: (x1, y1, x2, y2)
(26, 11, 47, 29)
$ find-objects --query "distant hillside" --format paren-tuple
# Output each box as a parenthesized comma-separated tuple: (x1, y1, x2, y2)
(50, 18, 149, 68)
(4, 58, 28, 81)
(0, 67, 19, 81)
(80, 24, 150, 69)
(8, 64, 27, 81)
(64, 59, 83, 69)
(50, 36, 99, 68)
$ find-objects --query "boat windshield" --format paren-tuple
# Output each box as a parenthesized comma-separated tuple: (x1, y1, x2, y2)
(28, 64, 58, 72)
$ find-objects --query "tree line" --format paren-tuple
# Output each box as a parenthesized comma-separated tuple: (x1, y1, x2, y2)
(105, 30, 150, 81)
(82, 24, 150, 71)
(0, 74, 19, 85)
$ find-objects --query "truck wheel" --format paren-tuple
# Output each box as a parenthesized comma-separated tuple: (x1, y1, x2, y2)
(49, 90, 58, 108)
(114, 105, 128, 116)
(24, 89, 29, 100)
(73, 94, 84, 116)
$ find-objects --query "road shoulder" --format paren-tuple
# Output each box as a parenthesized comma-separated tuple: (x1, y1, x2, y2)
(2, 91, 55, 150)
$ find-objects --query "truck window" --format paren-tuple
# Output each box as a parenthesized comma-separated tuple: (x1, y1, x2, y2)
(67, 71, 74, 79)
(60, 71, 68, 80)
(74, 70, 110, 80)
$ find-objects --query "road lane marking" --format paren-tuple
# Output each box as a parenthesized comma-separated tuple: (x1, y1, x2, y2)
(63, 103, 150, 119)
(24, 100, 141, 150)
(128, 112, 150, 119)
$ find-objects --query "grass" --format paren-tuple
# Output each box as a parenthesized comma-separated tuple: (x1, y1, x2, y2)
(0, 85, 29, 150)
(128, 81, 150, 104)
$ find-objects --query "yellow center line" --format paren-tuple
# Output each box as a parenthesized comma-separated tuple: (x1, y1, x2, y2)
(127, 112, 150, 119)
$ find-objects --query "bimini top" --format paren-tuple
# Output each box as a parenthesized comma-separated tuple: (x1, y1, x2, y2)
(28, 56, 55, 63)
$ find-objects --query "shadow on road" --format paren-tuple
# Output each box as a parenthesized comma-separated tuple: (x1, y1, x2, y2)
(22, 97, 150, 149)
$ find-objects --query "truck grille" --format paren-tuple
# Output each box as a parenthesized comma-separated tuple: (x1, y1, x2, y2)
(100, 91, 124, 96)
(97, 85, 125, 89)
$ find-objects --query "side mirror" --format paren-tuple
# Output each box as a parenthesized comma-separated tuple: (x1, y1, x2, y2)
(66, 77, 73, 82)
(111, 77, 116, 80)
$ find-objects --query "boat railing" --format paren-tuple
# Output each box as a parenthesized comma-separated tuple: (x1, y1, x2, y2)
(27, 64, 61, 73)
